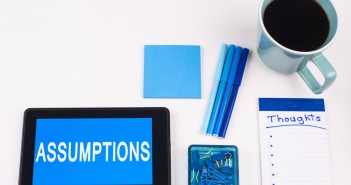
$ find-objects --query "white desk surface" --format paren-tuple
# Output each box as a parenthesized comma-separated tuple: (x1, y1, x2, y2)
(1, 0, 350, 184)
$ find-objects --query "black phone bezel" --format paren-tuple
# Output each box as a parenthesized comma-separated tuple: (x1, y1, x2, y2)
(18, 107, 171, 185)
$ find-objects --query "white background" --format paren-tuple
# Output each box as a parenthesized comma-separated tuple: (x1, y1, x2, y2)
(1, 0, 350, 184)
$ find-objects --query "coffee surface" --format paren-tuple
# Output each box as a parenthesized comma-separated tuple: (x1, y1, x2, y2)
(263, 0, 330, 52)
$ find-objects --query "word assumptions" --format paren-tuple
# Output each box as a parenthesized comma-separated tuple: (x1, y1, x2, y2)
(35, 141, 151, 163)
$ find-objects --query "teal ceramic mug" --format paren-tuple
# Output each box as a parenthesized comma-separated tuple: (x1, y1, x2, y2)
(257, 0, 338, 94)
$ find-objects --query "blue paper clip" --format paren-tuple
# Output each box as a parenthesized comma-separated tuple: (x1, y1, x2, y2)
(221, 166, 234, 174)
(191, 163, 204, 183)
(204, 158, 215, 168)
(207, 167, 232, 182)
(212, 152, 225, 168)
(221, 152, 234, 174)
(192, 150, 200, 163)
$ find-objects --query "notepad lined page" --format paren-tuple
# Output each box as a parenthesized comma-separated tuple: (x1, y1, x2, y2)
(258, 98, 332, 185)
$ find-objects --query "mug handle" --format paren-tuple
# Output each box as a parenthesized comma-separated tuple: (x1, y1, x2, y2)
(297, 54, 337, 94)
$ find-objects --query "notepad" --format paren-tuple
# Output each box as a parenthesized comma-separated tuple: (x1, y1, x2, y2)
(258, 98, 332, 185)
(144, 45, 201, 98)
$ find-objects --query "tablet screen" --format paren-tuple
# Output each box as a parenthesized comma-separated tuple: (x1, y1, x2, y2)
(32, 118, 153, 185)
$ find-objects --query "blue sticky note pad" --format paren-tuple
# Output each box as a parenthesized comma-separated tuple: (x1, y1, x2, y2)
(144, 45, 201, 98)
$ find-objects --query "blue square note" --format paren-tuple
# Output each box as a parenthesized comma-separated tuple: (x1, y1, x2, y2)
(144, 45, 201, 98)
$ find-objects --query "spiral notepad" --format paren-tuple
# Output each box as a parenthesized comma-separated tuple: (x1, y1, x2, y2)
(258, 98, 332, 185)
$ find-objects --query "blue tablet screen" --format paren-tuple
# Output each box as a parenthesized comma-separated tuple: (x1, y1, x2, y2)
(32, 118, 153, 185)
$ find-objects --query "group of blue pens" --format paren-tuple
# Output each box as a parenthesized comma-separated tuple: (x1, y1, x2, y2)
(201, 44, 250, 138)
(189, 145, 238, 185)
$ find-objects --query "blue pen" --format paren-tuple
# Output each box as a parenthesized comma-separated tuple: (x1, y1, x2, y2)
(218, 48, 250, 138)
(212, 46, 242, 136)
(206, 45, 236, 135)
(201, 44, 228, 134)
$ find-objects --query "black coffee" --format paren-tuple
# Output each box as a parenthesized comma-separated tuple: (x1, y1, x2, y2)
(263, 0, 330, 52)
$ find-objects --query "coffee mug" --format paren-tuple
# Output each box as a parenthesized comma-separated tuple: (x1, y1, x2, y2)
(257, 0, 338, 94)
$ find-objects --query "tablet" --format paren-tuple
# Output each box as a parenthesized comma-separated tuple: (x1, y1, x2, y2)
(19, 107, 171, 185)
